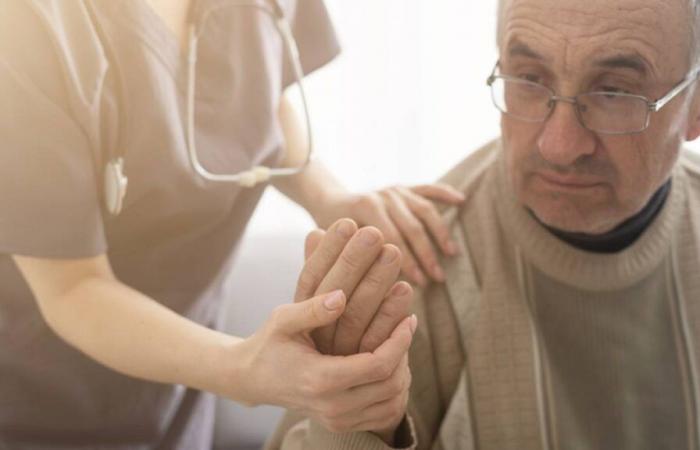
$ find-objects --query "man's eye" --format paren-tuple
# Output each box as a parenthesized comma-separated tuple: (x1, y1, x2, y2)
(599, 85, 631, 95)
(519, 73, 542, 83)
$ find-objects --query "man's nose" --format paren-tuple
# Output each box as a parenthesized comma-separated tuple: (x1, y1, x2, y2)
(537, 98, 596, 166)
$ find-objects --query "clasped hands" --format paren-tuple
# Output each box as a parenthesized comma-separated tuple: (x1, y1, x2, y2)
(235, 218, 415, 445)
(299, 218, 414, 443)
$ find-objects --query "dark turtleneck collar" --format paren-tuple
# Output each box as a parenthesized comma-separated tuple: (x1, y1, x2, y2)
(538, 180, 671, 254)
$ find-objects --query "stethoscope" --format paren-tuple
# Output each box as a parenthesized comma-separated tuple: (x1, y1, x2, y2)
(95, 0, 314, 216)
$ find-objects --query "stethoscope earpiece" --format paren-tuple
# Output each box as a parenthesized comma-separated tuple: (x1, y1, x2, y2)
(104, 158, 128, 216)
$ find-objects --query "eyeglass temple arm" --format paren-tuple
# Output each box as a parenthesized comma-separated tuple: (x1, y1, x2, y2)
(486, 60, 500, 84)
(651, 68, 700, 111)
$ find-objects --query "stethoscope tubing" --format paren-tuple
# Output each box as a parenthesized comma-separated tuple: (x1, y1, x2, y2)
(185, 0, 315, 187)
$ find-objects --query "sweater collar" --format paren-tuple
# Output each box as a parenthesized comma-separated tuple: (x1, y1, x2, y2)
(493, 143, 687, 291)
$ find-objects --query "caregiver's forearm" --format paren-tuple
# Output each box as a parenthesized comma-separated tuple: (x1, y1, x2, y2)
(37, 274, 243, 400)
(273, 94, 349, 221)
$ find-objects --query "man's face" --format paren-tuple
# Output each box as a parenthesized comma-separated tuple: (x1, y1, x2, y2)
(500, 0, 700, 234)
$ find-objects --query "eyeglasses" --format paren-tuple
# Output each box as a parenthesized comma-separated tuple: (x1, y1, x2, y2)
(486, 62, 700, 135)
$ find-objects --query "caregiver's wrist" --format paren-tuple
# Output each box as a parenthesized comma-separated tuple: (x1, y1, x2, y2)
(207, 334, 257, 405)
(307, 186, 352, 227)
(287, 160, 349, 225)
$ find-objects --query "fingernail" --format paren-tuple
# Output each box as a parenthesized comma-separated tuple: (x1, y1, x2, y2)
(380, 246, 398, 264)
(323, 290, 345, 310)
(409, 314, 418, 334)
(336, 220, 355, 238)
(359, 228, 380, 246)
(391, 282, 411, 296)
(432, 264, 446, 282)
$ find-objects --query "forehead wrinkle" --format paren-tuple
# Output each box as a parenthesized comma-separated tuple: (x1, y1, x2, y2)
(503, 3, 672, 80)
(502, 19, 565, 60)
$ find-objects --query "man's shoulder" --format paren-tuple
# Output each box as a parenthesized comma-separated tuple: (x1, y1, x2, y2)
(434, 139, 501, 229)
(437, 139, 501, 198)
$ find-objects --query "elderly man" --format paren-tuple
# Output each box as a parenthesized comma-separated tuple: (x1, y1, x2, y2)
(266, 0, 700, 448)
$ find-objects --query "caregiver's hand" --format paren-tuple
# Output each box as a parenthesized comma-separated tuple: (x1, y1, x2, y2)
(310, 184, 465, 287)
(231, 289, 416, 436)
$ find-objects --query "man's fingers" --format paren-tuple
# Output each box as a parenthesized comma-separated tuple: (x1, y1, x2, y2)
(272, 290, 346, 336)
(333, 244, 402, 356)
(384, 190, 444, 283)
(411, 183, 465, 205)
(359, 281, 413, 353)
(311, 226, 385, 354)
(294, 219, 357, 303)
(304, 229, 326, 261)
(399, 187, 458, 257)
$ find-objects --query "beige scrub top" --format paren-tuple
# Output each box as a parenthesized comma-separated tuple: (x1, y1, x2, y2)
(0, 1, 339, 448)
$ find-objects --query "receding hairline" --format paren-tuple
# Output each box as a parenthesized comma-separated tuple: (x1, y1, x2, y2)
(496, 0, 700, 65)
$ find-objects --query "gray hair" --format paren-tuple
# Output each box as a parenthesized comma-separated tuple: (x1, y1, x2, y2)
(693, 0, 700, 64)
(496, 0, 700, 65)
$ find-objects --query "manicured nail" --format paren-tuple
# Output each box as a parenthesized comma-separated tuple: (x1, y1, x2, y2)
(336, 220, 355, 238)
(380, 246, 398, 264)
(409, 314, 418, 334)
(391, 282, 411, 296)
(323, 290, 345, 310)
(359, 228, 380, 246)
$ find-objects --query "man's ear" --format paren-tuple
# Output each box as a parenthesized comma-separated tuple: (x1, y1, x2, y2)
(686, 83, 700, 141)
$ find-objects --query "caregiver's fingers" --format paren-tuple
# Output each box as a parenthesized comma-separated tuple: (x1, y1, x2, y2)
(383, 189, 444, 283)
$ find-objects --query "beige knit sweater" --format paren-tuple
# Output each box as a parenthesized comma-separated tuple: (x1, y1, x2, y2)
(265, 140, 700, 450)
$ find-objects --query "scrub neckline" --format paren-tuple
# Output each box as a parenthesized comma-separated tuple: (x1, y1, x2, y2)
(101, 0, 202, 86)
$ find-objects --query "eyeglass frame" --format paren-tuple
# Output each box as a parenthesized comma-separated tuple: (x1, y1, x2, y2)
(486, 61, 700, 135)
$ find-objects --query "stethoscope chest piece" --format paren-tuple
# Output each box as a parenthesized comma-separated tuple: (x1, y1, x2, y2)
(104, 158, 128, 216)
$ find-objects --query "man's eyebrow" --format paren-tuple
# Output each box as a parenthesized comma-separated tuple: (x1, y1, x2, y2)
(594, 54, 649, 76)
(507, 41, 545, 60)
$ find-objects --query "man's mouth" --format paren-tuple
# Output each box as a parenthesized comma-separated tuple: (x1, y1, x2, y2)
(536, 171, 604, 190)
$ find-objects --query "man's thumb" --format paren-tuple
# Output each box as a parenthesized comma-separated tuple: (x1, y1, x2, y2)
(275, 290, 346, 335)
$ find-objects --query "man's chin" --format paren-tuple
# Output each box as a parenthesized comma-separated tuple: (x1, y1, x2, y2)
(527, 202, 619, 235)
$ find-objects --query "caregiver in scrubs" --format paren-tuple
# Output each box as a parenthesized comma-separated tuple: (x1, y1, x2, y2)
(0, 0, 464, 448)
